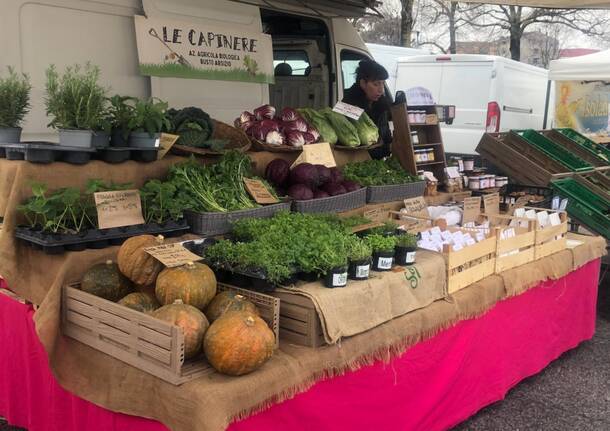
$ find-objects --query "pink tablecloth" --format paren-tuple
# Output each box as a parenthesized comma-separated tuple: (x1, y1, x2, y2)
(0, 260, 600, 431)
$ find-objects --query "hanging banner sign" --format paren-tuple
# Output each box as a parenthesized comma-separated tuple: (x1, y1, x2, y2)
(555, 80, 610, 135)
(134, 15, 274, 84)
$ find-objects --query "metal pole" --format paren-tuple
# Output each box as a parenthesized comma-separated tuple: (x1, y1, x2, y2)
(543, 79, 551, 129)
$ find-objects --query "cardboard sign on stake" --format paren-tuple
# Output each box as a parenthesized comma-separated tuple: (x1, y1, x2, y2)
(364, 208, 384, 223)
(243, 178, 279, 204)
(157, 133, 180, 160)
(94, 190, 145, 229)
(483, 193, 500, 215)
(462, 196, 482, 224)
(291, 142, 336, 168)
(403, 196, 429, 219)
(144, 243, 203, 268)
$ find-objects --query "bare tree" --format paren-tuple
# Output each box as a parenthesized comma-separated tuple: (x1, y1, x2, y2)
(469, 6, 608, 61)
(538, 25, 563, 68)
(400, 0, 417, 47)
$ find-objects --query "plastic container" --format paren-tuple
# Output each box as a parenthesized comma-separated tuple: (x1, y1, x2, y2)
(0, 127, 22, 144)
(128, 132, 161, 148)
(348, 258, 371, 280)
(395, 246, 416, 266)
(59, 129, 94, 148)
(324, 266, 348, 288)
(366, 180, 426, 204)
(372, 251, 394, 271)
(292, 188, 366, 214)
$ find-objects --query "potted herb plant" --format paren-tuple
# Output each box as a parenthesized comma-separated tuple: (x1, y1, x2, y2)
(365, 234, 397, 271)
(45, 63, 107, 148)
(347, 237, 372, 280)
(106, 94, 136, 147)
(0, 67, 31, 143)
(127, 98, 171, 148)
(319, 244, 348, 288)
(394, 233, 418, 266)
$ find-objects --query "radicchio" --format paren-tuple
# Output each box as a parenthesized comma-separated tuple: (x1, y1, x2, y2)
(240, 120, 256, 133)
(307, 127, 320, 142)
(283, 118, 308, 133)
(285, 130, 306, 147)
(280, 107, 301, 122)
(254, 104, 276, 121)
(265, 130, 285, 146)
(238, 111, 255, 125)
(250, 124, 274, 141)
(302, 132, 316, 145)
(260, 119, 280, 131)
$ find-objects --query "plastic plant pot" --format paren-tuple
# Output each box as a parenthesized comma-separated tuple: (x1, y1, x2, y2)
(0, 127, 22, 143)
(298, 271, 319, 282)
(128, 132, 161, 148)
(372, 251, 394, 271)
(92, 131, 110, 148)
(59, 129, 94, 148)
(394, 246, 417, 266)
(348, 258, 371, 280)
(110, 129, 129, 147)
(324, 266, 348, 288)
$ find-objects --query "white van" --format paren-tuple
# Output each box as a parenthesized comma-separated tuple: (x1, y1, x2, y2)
(395, 54, 550, 155)
(1, 0, 376, 141)
(366, 43, 430, 96)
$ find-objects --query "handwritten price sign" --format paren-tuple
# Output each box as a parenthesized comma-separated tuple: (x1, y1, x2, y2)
(94, 190, 145, 229)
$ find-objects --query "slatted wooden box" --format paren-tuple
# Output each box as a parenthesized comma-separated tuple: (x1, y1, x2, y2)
(269, 290, 325, 348)
(442, 228, 497, 294)
(527, 208, 568, 259)
(62, 283, 279, 385)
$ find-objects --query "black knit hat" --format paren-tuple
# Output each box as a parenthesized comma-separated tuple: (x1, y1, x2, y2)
(355, 59, 389, 82)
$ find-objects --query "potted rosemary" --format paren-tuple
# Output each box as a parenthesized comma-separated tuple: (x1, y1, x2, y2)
(347, 237, 372, 280)
(365, 234, 397, 271)
(45, 63, 107, 148)
(0, 67, 31, 143)
(127, 98, 171, 148)
(394, 233, 418, 266)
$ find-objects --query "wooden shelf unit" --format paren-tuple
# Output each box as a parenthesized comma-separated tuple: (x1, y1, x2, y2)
(391, 103, 448, 182)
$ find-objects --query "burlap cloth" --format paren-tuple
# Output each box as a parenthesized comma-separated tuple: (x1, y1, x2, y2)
(0, 159, 607, 431)
(280, 249, 447, 344)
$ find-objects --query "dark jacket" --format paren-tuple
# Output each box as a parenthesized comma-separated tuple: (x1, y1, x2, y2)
(342, 83, 392, 159)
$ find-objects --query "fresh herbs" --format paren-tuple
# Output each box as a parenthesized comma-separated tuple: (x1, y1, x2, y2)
(395, 232, 417, 248)
(342, 157, 419, 186)
(168, 152, 265, 212)
(0, 67, 31, 129)
(367, 220, 399, 236)
(365, 234, 397, 254)
(106, 95, 137, 141)
(347, 237, 372, 261)
(128, 98, 172, 137)
(139, 180, 185, 224)
(45, 63, 107, 130)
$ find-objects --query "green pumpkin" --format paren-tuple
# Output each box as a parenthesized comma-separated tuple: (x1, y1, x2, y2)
(81, 260, 134, 302)
(118, 292, 160, 313)
(205, 291, 259, 323)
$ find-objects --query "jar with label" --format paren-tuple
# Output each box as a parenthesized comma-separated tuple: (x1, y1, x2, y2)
(420, 149, 429, 162)
(408, 111, 416, 123)
(480, 175, 490, 189)
(495, 176, 508, 187)
(426, 148, 435, 161)
(464, 158, 475, 171)
(414, 150, 422, 163)
(469, 176, 481, 190)
(411, 132, 419, 144)
(419, 111, 427, 123)
(489, 175, 496, 188)
(456, 157, 464, 172)
(417, 170, 425, 180)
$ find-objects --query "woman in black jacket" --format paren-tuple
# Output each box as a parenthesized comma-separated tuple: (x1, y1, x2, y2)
(342, 59, 392, 159)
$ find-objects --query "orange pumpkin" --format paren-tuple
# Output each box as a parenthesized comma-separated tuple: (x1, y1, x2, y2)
(152, 300, 209, 359)
(204, 311, 274, 376)
(118, 292, 160, 313)
(155, 262, 217, 310)
(117, 235, 165, 286)
(205, 291, 259, 323)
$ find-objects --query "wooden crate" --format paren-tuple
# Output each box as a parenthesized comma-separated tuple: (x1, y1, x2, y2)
(442, 229, 497, 294)
(477, 133, 573, 186)
(542, 130, 609, 168)
(62, 283, 280, 385)
(494, 222, 536, 273)
(270, 290, 325, 348)
(529, 209, 568, 259)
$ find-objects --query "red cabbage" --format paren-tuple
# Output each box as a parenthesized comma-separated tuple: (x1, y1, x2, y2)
(329, 167, 344, 183)
(260, 119, 280, 131)
(265, 159, 290, 186)
(313, 190, 330, 199)
(290, 163, 318, 188)
(285, 130, 306, 147)
(288, 183, 314, 200)
(265, 130, 285, 146)
(254, 104, 276, 121)
(280, 107, 301, 122)
(315, 165, 331, 185)
(322, 182, 347, 196)
(342, 180, 361, 192)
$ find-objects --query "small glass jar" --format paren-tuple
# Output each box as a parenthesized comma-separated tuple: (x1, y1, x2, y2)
(496, 176, 508, 187)
(408, 111, 416, 123)
(417, 170, 425, 180)
(464, 158, 475, 171)
(414, 150, 422, 163)
(419, 111, 427, 123)
(421, 149, 429, 162)
(489, 175, 496, 188)
(411, 132, 419, 145)
(427, 148, 435, 161)
(456, 157, 464, 172)
(480, 175, 490, 189)
(469, 176, 481, 190)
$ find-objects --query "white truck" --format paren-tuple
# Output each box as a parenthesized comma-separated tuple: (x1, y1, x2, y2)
(1, 0, 378, 141)
(395, 54, 551, 155)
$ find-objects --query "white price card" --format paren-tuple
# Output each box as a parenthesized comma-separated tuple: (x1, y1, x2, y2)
(332, 101, 364, 120)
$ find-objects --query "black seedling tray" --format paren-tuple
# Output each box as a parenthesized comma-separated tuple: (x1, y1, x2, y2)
(0, 143, 159, 165)
(15, 219, 189, 254)
(206, 263, 298, 293)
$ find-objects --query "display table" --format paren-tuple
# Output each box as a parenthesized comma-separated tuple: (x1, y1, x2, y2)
(0, 259, 601, 431)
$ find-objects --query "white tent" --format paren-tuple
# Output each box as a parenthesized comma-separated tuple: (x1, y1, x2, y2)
(549, 50, 610, 81)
